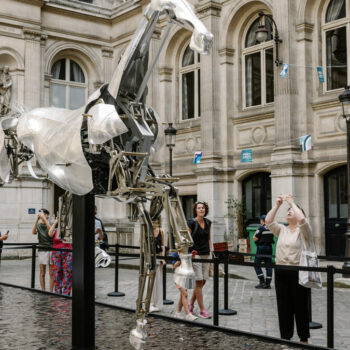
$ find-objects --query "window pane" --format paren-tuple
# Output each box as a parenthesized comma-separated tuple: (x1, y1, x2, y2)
(182, 46, 194, 67)
(50, 83, 66, 108)
(245, 17, 273, 48)
(265, 48, 274, 103)
(253, 187, 262, 218)
(198, 69, 201, 117)
(326, 27, 347, 90)
(326, 0, 346, 23)
(328, 174, 338, 218)
(182, 71, 195, 119)
(69, 86, 86, 109)
(70, 60, 85, 83)
(245, 52, 261, 107)
(339, 169, 348, 218)
(244, 179, 253, 219)
(51, 59, 66, 80)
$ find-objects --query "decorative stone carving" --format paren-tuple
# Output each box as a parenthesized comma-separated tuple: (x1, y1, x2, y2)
(23, 29, 42, 42)
(102, 47, 113, 58)
(252, 126, 266, 144)
(0, 66, 12, 116)
(185, 136, 197, 152)
(336, 113, 346, 133)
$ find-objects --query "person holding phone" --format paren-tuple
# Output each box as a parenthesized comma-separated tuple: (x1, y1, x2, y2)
(32, 209, 53, 292)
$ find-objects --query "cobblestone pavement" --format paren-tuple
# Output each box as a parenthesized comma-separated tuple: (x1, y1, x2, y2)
(0, 258, 349, 349)
(0, 285, 302, 350)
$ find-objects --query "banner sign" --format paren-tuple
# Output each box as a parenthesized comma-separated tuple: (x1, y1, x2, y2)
(299, 134, 312, 152)
(193, 151, 203, 164)
(241, 149, 252, 163)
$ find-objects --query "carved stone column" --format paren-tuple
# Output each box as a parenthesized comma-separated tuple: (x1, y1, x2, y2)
(23, 29, 42, 109)
(101, 46, 113, 84)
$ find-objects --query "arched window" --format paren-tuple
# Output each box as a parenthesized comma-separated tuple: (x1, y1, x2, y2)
(323, 0, 348, 90)
(243, 17, 274, 108)
(180, 45, 200, 120)
(50, 58, 87, 109)
(243, 172, 271, 225)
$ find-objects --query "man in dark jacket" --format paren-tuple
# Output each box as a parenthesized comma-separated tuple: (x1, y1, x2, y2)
(253, 215, 274, 289)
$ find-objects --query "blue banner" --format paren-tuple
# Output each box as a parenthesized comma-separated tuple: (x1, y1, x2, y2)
(193, 151, 203, 164)
(241, 149, 252, 163)
(317, 66, 324, 83)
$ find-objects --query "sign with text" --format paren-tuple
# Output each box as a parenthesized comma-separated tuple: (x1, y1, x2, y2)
(28, 208, 36, 214)
(241, 149, 252, 163)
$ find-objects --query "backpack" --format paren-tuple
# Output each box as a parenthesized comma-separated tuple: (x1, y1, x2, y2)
(190, 218, 211, 239)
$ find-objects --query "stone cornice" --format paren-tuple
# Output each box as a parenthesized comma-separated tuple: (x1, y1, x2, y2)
(101, 46, 113, 58)
(232, 112, 274, 125)
(159, 66, 173, 82)
(196, 1, 222, 18)
(176, 125, 200, 135)
(312, 99, 339, 111)
(218, 47, 235, 65)
(295, 22, 314, 42)
(23, 28, 42, 41)
(17, 0, 45, 6)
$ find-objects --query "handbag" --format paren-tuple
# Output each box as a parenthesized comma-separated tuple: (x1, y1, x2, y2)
(298, 232, 322, 289)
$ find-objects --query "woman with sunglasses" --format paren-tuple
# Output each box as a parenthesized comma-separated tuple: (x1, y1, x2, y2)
(187, 201, 212, 319)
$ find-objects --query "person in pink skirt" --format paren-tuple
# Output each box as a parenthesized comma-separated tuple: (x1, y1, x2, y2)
(48, 218, 72, 296)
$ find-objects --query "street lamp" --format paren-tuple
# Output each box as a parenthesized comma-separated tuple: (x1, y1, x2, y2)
(164, 122, 177, 176)
(255, 11, 283, 66)
(338, 86, 350, 275)
(162, 122, 177, 306)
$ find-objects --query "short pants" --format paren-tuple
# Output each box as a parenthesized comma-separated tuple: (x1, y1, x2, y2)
(38, 251, 52, 265)
(192, 254, 210, 281)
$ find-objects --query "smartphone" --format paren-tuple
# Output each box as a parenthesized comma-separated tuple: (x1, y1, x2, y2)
(5, 230, 9, 235)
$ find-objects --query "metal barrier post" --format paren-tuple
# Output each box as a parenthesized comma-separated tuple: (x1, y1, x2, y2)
(327, 265, 335, 349)
(31, 244, 36, 288)
(108, 244, 125, 297)
(213, 255, 219, 326)
(219, 250, 237, 316)
(163, 260, 174, 305)
(308, 288, 322, 329)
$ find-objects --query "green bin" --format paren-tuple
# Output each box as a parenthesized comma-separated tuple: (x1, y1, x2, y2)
(247, 224, 277, 263)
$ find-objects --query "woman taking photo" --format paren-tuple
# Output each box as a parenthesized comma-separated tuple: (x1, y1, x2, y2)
(187, 201, 212, 319)
(265, 194, 312, 344)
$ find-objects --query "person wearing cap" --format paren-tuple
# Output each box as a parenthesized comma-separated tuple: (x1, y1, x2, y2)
(253, 214, 274, 289)
(32, 208, 54, 292)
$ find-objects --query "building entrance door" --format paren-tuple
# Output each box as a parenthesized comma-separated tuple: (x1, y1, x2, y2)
(324, 165, 347, 256)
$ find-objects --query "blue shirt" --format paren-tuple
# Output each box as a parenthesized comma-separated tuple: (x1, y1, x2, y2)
(171, 252, 179, 267)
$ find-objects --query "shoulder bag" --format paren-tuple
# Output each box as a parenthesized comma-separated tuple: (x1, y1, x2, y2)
(299, 232, 322, 289)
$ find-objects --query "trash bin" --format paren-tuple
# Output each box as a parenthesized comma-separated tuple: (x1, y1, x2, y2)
(247, 224, 277, 262)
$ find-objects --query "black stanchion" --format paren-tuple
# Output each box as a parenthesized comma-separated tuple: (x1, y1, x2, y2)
(108, 244, 125, 297)
(219, 250, 237, 316)
(163, 261, 174, 305)
(31, 244, 36, 288)
(308, 288, 322, 329)
(327, 265, 335, 349)
(213, 256, 219, 326)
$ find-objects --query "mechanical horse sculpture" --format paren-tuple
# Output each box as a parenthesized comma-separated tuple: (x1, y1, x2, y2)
(0, 0, 213, 348)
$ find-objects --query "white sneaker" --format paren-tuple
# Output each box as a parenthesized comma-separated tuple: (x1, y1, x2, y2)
(149, 305, 160, 313)
(174, 311, 183, 318)
(185, 313, 198, 321)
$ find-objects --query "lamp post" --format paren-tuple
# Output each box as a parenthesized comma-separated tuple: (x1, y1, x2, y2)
(162, 122, 177, 305)
(164, 122, 177, 176)
(255, 11, 283, 66)
(338, 86, 350, 275)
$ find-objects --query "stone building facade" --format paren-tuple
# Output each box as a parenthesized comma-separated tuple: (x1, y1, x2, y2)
(0, 0, 348, 256)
